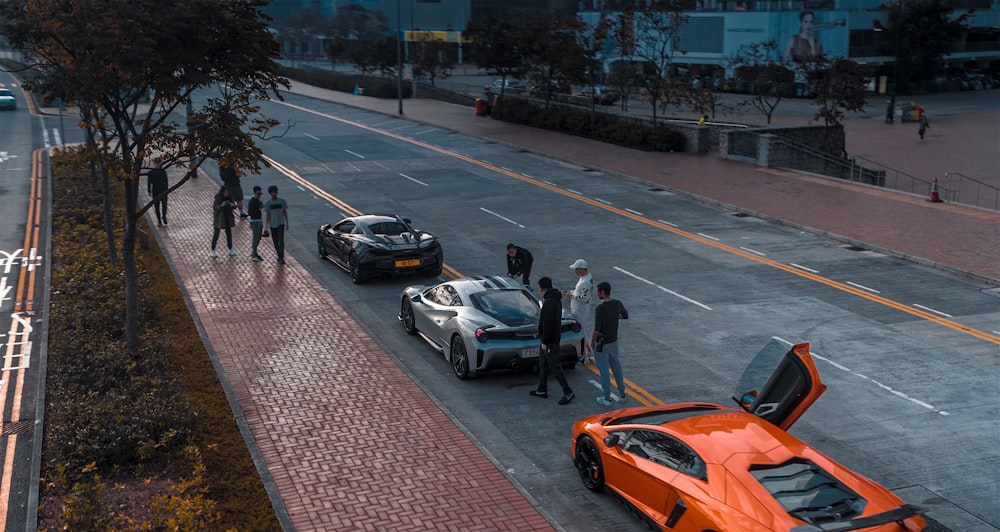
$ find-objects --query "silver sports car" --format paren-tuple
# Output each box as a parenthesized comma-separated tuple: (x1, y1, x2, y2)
(399, 276, 585, 379)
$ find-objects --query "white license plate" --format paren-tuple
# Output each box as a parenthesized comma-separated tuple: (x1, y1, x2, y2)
(521, 347, 540, 358)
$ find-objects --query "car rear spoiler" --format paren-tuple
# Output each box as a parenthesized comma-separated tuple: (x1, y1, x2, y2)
(790, 504, 922, 531)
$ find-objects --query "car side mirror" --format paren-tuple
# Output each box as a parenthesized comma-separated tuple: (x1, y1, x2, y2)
(603, 434, 620, 447)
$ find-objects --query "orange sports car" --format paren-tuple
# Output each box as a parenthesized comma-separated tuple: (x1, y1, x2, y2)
(571, 338, 925, 532)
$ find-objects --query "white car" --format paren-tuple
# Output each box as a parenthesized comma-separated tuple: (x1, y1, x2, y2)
(0, 88, 16, 110)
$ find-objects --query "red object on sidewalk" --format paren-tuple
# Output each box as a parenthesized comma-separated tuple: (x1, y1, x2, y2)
(927, 176, 943, 203)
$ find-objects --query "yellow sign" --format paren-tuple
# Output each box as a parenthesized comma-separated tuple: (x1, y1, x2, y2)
(404, 30, 466, 43)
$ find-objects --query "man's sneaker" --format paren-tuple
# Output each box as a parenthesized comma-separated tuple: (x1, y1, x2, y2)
(615, 394, 628, 403)
(529, 390, 548, 399)
(156, 221, 162, 227)
(251, 255, 263, 262)
(209, 250, 218, 258)
(228, 249, 237, 257)
(162, 219, 168, 225)
(558, 392, 575, 405)
(276, 258, 286, 264)
(596, 397, 613, 407)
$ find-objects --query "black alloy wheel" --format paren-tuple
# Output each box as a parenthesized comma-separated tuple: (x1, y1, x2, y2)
(348, 253, 366, 284)
(450, 335, 469, 379)
(400, 299, 417, 335)
(575, 436, 605, 491)
(318, 238, 328, 258)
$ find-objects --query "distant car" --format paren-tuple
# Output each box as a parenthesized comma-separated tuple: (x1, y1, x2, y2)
(575, 86, 620, 106)
(0, 88, 16, 110)
(571, 338, 926, 532)
(484, 79, 525, 95)
(398, 275, 585, 379)
(317, 214, 443, 284)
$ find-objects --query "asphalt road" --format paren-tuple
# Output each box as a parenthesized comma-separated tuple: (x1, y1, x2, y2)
(195, 90, 998, 531)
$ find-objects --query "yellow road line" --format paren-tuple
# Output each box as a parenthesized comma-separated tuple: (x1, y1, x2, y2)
(274, 99, 1000, 346)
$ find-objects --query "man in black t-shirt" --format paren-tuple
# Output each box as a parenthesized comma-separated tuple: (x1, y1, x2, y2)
(592, 281, 629, 407)
(246, 186, 265, 261)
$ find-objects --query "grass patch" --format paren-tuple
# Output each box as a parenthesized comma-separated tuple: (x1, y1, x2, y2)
(39, 147, 279, 530)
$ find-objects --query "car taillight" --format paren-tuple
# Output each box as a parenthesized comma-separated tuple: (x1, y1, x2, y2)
(571, 320, 581, 333)
(475, 328, 489, 343)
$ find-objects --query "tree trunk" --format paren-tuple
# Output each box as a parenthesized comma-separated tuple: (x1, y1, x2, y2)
(102, 158, 119, 266)
(122, 176, 140, 354)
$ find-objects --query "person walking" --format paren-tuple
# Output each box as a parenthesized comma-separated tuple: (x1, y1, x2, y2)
(918, 112, 930, 141)
(506, 243, 533, 287)
(147, 157, 169, 226)
(247, 185, 265, 261)
(530, 277, 575, 405)
(592, 281, 629, 407)
(563, 259, 594, 364)
(219, 161, 248, 218)
(210, 185, 237, 258)
(264, 185, 289, 264)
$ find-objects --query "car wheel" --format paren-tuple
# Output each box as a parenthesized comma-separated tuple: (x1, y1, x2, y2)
(575, 435, 604, 491)
(425, 264, 443, 278)
(400, 299, 417, 335)
(450, 335, 470, 380)
(318, 239, 328, 258)
(349, 253, 366, 284)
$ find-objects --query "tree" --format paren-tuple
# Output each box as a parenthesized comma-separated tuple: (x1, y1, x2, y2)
(1, 0, 287, 353)
(573, 15, 613, 118)
(810, 57, 870, 128)
(325, 4, 393, 74)
(626, 1, 688, 125)
(605, 11, 638, 111)
(410, 32, 456, 87)
(730, 41, 794, 124)
(518, 15, 586, 106)
(466, 16, 523, 99)
(885, 0, 970, 93)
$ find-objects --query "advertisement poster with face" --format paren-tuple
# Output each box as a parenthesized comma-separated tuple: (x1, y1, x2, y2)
(779, 11, 848, 67)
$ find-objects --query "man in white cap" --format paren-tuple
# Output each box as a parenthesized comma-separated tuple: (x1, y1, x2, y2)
(563, 259, 594, 364)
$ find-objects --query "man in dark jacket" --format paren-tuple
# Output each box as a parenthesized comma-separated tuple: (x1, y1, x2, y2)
(530, 277, 574, 405)
(506, 243, 533, 287)
(147, 157, 169, 226)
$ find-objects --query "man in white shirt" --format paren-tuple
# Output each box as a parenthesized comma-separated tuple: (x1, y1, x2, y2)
(563, 259, 594, 364)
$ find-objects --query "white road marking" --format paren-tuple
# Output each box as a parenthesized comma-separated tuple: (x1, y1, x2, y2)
(588, 380, 624, 402)
(480, 207, 525, 228)
(847, 281, 881, 294)
(42, 128, 50, 149)
(657, 219, 678, 228)
(696, 232, 719, 241)
(614, 267, 712, 310)
(320, 163, 334, 173)
(625, 208, 643, 216)
(304, 133, 319, 140)
(500, 166, 511, 171)
(913, 304, 953, 318)
(595, 198, 612, 205)
(522, 173, 535, 179)
(739, 246, 767, 256)
(772, 336, 949, 416)
(541, 179, 555, 185)
(296, 185, 306, 191)
(414, 128, 438, 135)
(53, 129, 62, 145)
(567, 188, 582, 195)
(790, 263, 819, 273)
(400, 173, 429, 187)
(344, 149, 365, 159)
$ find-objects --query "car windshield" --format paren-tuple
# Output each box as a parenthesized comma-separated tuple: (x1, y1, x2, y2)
(368, 221, 409, 236)
(470, 290, 539, 326)
(0, 89, 11, 97)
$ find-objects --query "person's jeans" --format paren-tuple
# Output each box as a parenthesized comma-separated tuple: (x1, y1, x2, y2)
(271, 224, 285, 260)
(211, 227, 232, 250)
(250, 221, 263, 257)
(153, 195, 167, 224)
(594, 340, 625, 401)
(536, 345, 571, 395)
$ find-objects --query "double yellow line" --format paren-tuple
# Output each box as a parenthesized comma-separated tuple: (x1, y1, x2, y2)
(0, 149, 45, 524)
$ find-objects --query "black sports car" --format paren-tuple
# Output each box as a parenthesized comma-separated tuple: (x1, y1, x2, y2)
(318, 214, 444, 284)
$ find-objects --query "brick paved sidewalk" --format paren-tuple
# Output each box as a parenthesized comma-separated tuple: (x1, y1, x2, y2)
(152, 172, 552, 531)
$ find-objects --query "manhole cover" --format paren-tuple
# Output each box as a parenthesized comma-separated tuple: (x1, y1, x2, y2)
(1, 420, 32, 436)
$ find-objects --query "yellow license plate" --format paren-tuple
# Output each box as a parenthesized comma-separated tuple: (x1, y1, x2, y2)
(395, 259, 421, 268)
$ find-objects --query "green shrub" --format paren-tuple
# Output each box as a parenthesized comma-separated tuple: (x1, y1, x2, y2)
(277, 65, 412, 99)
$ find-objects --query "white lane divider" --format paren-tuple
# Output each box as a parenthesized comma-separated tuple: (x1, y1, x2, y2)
(739, 246, 767, 256)
(480, 207, 525, 229)
(696, 232, 719, 241)
(344, 149, 365, 159)
(847, 281, 881, 294)
(773, 336, 949, 416)
(790, 263, 819, 273)
(913, 304, 953, 318)
(595, 198, 612, 205)
(53, 128, 62, 146)
(304, 133, 319, 140)
(657, 219, 678, 228)
(614, 266, 712, 310)
(295, 185, 306, 191)
(567, 188, 582, 195)
(625, 208, 643, 216)
(399, 173, 429, 187)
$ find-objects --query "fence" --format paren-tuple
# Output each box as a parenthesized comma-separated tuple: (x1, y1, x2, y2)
(851, 157, 999, 211)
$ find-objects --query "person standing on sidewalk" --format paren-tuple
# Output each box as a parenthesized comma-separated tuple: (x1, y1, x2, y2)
(247, 185, 265, 261)
(563, 259, 594, 364)
(264, 185, 289, 264)
(506, 243, 534, 288)
(918, 111, 930, 141)
(147, 157, 169, 227)
(592, 281, 629, 407)
(210, 185, 237, 258)
(219, 161, 248, 218)
(530, 277, 575, 405)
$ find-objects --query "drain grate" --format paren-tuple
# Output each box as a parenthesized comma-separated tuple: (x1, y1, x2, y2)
(648, 187, 664, 192)
(844, 246, 868, 252)
(1, 420, 33, 436)
(732, 213, 750, 217)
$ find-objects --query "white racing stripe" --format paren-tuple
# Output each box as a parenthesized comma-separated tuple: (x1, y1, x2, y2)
(613, 266, 712, 310)
(480, 207, 525, 228)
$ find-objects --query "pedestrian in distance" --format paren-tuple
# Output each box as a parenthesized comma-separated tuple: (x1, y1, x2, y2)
(563, 259, 594, 364)
(592, 281, 629, 407)
(264, 185, 289, 264)
(219, 161, 248, 218)
(247, 185, 265, 261)
(210, 185, 237, 258)
(884, 97, 895, 124)
(147, 157, 169, 227)
(530, 276, 575, 405)
(506, 243, 534, 288)
(918, 112, 930, 141)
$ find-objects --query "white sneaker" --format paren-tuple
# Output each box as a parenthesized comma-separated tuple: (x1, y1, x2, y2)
(209, 250, 218, 258)
(596, 397, 613, 407)
(615, 394, 627, 403)
(228, 249, 237, 256)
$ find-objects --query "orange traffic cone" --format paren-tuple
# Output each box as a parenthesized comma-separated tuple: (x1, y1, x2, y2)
(927, 176, 943, 203)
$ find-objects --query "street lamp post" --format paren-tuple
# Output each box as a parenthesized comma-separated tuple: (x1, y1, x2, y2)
(396, 0, 403, 115)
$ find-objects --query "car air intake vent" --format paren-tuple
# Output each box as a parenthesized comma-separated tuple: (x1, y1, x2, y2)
(750, 459, 867, 524)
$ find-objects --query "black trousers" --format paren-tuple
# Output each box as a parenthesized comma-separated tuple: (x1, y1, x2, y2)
(271, 224, 285, 260)
(152, 195, 168, 223)
(536, 345, 571, 394)
(211, 227, 232, 250)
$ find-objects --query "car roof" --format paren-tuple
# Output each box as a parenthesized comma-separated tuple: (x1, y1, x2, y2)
(438, 276, 526, 299)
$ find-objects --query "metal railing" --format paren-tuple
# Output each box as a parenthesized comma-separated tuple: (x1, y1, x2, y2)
(942, 172, 1000, 211)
